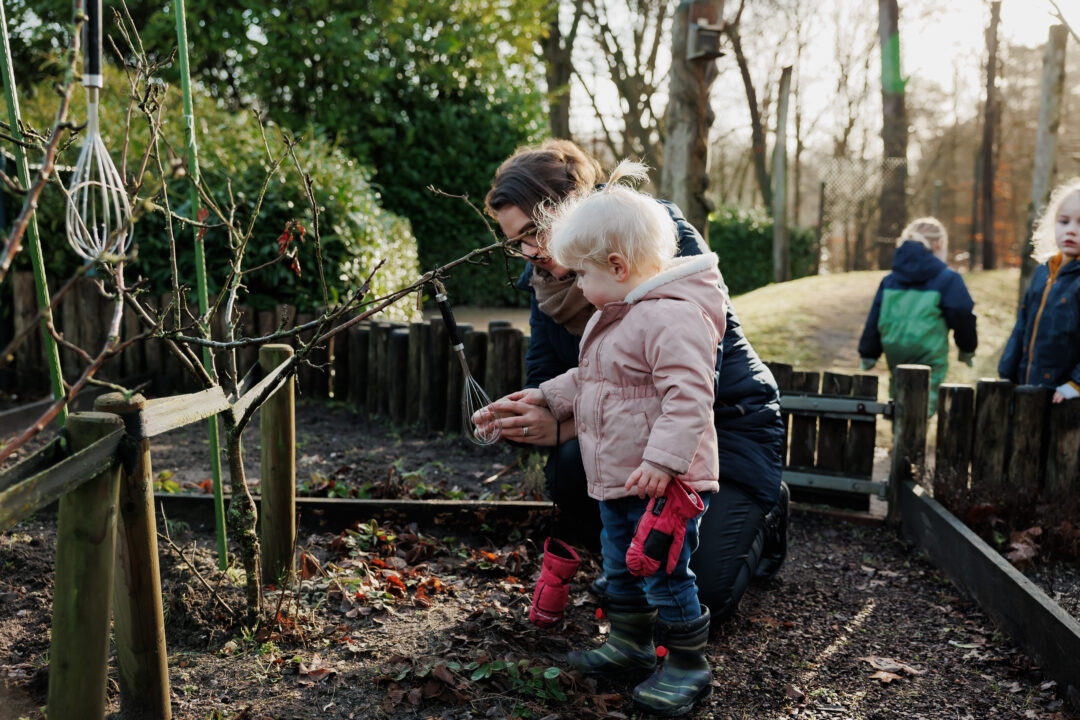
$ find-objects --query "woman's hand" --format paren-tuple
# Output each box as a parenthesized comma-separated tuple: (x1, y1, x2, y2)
(1053, 390, 1066, 404)
(625, 462, 673, 499)
(473, 389, 562, 446)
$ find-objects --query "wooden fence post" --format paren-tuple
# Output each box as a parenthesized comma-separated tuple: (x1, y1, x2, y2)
(260, 344, 296, 586)
(888, 365, 929, 525)
(406, 322, 424, 425)
(765, 362, 794, 463)
(94, 393, 171, 720)
(973, 378, 1013, 492)
(294, 312, 316, 396)
(934, 384, 974, 512)
(47, 411, 123, 720)
(1008, 385, 1051, 498)
(365, 322, 382, 417)
(489, 325, 523, 401)
(484, 321, 512, 398)
(1046, 398, 1080, 498)
(330, 327, 349, 401)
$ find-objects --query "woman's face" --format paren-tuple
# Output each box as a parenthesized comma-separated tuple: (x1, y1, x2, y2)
(1056, 191, 1080, 258)
(495, 205, 570, 279)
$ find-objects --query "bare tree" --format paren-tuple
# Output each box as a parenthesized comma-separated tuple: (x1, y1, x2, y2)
(876, 0, 908, 269)
(542, 0, 587, 138)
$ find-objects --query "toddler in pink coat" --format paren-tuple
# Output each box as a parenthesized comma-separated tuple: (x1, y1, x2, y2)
(517, 161, 724, 716)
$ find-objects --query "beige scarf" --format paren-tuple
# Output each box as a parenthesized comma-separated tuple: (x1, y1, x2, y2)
(530, 266, 596, 337)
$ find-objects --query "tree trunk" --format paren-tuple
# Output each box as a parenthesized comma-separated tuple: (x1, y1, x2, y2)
(876, 0, 908, 270)
(772, 66, 793, 282)
(1022, 24, 1067, 296)
(224, 417, 262, 620)
(980, 1, 1001, 270)
(542, 3, 574, 139)
(726, 23, 771, 210)
(661, 1, 721, 238)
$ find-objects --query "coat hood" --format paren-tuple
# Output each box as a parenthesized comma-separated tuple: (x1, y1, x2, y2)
(892, 240, 947, 284)
(624, 253, 726, 333)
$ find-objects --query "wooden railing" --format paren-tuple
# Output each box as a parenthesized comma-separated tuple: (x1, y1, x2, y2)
(0, 344, 298, 720)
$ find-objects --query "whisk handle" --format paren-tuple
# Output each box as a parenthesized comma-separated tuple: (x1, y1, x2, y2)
(83, 0, 103, 88)
(434, 291, 464, 348)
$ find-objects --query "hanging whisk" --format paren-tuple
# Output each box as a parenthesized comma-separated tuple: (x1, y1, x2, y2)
(432, 281, 502, 446)
(65, 0, 132, 263)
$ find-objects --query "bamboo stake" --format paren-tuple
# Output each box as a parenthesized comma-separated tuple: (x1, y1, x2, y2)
(47, 411, 123, 720)
(173, 0, 227, 568)
(0, 0, 67, 425)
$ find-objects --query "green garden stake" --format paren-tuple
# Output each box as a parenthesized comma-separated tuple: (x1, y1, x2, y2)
(175, 0, 228, 569)
(0, 0, 67, 425)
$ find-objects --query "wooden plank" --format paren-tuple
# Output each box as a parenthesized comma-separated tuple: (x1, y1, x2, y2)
(0, 426, 123, 531)
(815, 372, 853, 472)
(766, 362, 794, 464)
(888, 365, 929, 525)
(232, 357, 293, 426)
(779, 395, 889, 418)
(427, 318, 449, 431)
(934, 383, 974, 513)
(365, 321, 383, 417)
(406, 323, 424, 425)
(294, 312, 316, 397)
(1008, 385, 1051, 498)
(140, 386, 230, 438)
(348, 324, 369, 413)
(417, 322, 432, 430)
(0, 436, 65, 494)
(844, 375, 879, 477)
(972, 378, 1012, 491)
(782, 469, 885, 496)
(329, 327, 349, 401)
(12, 271, 41, 393)
(484, 320, 512, 397)
(490, 326, 523, 401)
(787, 371, 820, 468)
(388, 328, 410, 424)
(444, 325, 471, 433)
(1045, 398, 1080, 498)
(901, 480, 1080, 704)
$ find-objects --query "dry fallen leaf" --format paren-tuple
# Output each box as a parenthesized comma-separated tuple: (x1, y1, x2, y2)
(870, 670, 903, 683)
(857, 655, 925, 676)
(784, 683, 806, 700)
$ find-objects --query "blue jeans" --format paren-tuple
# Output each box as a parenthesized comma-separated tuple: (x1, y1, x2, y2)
(599, 492, 711, 623)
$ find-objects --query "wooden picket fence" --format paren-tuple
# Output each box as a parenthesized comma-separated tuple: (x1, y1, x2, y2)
(933, 379, 1080, 509)
(0, 345, 298, 720)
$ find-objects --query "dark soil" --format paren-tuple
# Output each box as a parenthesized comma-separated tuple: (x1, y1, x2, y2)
(1, 501, 1078, 717)
(2, 399, 1079, 719)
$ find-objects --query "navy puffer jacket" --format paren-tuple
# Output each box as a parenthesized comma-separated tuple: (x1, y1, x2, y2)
(999, 255, 1080, 391)
(518, 200, 783, 509)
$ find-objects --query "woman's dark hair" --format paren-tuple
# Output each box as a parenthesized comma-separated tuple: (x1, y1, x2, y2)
(485, 139, 602, 219)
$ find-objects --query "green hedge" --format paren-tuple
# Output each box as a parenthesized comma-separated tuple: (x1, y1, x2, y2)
(707, 207, 818, 296)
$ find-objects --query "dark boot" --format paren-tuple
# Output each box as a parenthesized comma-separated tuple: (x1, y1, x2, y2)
(632, 607, 712, 717)
(753, 481, 789, 582)
(568, 597, 656, 677)
(588, 574, 608, 600)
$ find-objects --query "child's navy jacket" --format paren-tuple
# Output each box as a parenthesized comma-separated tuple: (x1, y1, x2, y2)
(999, 254, 1080, 392)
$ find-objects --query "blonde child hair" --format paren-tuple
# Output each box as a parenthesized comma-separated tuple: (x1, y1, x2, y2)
(1032, 178, 1080, 263)
(898, 217, 948, 258)
(544, 160, 677, 274)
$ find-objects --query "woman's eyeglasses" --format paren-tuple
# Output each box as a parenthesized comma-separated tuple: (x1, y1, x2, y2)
(502, 226, 551, 263)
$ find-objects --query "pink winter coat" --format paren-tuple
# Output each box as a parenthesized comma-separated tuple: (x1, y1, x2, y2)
(539, 253, 726, 501)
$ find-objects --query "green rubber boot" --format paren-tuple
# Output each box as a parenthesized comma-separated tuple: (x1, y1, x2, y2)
(633, 607, 712, 717)
(567, 597, 657, 677)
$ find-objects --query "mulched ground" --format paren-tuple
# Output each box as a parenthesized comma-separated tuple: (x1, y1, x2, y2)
(1, 501, 1077, 719)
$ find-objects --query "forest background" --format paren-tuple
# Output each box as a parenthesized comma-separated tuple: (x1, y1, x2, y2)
(3, 0, 1080, 314)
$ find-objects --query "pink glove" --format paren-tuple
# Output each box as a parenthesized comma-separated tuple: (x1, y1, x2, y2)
(626, 477, 705, 576)
(529, 537, 580, 628)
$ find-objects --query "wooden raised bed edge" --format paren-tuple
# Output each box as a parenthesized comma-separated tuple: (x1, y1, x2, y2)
(900, 480, 1080, 709)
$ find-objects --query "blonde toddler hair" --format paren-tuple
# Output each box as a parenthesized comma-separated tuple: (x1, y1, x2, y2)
(544, 160, 677, 274)
(1031, 178, 1080, 263)
(898, 217, 948, 253)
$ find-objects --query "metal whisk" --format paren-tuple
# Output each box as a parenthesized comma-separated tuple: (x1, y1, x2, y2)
(65, 0, 132, 263)
(432, 281, 502, 446)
